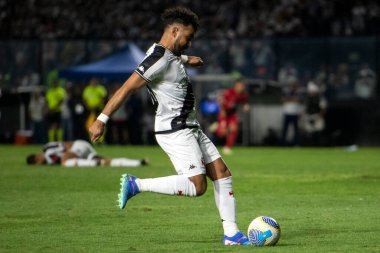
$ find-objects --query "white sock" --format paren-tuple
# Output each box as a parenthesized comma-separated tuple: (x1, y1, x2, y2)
(213, 176, 239, 237)
(110, 158, 141, 167)
(136, 175, 196, 196)
(64, 158, 98, 167)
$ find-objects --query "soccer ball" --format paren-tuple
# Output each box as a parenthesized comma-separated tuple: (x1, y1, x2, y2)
(247, 216, 281, 246)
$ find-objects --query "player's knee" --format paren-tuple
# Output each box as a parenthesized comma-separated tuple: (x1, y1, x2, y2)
(219, 163, 231, 176)
(189, 174, 207, 196)
(206, 158, 232, 180)
(195, 181, 207, 196)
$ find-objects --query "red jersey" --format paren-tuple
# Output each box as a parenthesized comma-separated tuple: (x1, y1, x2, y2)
(221, 88, 248, 115)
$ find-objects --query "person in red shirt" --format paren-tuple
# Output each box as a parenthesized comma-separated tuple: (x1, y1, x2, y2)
(215, 79, 249, 154)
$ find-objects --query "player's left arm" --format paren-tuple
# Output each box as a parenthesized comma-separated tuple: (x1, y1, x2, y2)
(182, 55, 204, 67)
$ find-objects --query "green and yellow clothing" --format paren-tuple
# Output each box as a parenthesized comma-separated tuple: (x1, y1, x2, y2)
(82, 85, 107, 111)
(46, 86, 66, 112)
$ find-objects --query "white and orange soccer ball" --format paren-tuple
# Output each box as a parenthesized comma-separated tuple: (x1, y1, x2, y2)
(247, 216, 281, 246)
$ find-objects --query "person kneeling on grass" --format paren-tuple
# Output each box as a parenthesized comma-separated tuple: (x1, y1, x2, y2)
(26, 140, 149, 167)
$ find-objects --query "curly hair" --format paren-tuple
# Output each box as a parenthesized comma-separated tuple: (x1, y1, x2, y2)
(26, 154, 37, 165)
(161, 6, 199, 31)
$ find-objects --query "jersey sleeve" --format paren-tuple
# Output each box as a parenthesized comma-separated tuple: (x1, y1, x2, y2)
(135, 45, 167, 82)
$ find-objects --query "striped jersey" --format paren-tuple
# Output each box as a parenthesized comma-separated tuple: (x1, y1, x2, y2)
(42, 142, 65, 165)
(41, 140, 97, 165)
(135, 43, 199, 134)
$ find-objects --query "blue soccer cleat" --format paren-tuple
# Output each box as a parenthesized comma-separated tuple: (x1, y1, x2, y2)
(223, 231, 252, 245)
(118, 174, 140, 209)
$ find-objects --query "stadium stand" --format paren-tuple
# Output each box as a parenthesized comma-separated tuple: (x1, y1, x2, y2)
(1, 0, 379, 39)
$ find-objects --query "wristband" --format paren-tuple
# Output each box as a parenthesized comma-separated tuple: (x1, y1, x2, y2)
(181, 55, 189, 63)
(97, 113, 109, 124)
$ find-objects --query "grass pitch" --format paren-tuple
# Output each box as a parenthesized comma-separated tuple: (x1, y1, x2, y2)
(0, 145, 379, 252)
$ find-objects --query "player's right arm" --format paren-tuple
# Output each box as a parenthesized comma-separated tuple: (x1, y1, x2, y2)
(89, 72, 147, 143)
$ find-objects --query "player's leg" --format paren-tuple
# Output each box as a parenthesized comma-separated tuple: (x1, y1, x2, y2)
(61, 149, 98, 166)
(223, 114, 238, 154)
(206, 160, 236, 232)
(118, 128, 207, 208)
(64, 156, 147, 167)
(207, 159, 250, 245)
(62, 140, 98, 166)
(66, 140, 146, 167)
(51, 112, 63, 141)
(136, 128, 206, 196)
(134, 173, 205, 196)
(215, 116, 227, 138)
(108, 157, 149, 167)
(48, 115, 60, 142)
(198, 130, 250, 245)
(68, 140, 96, 158)
(63, 157, 99, 166)
(292, 115, 300, 146)
(281, 114, 290, 145)
(118, 170, 201, 209)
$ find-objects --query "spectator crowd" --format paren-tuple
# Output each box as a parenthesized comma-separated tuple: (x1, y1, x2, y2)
(1, 0, 379, 39)
(0, 0, 379, 146)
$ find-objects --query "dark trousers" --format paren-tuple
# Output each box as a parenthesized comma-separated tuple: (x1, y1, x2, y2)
(281, 114, 299, 146)
(31, 120, 47, 144)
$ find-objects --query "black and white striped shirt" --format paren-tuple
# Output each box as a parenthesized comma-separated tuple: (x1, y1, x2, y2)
(42, 142, 65, 165)
(135, 43, 199, 134)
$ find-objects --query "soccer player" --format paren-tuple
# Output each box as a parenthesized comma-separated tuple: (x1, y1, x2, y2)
(26, 140, 148, 167)
(215, 79, 249, 155)
(46, 79, 66, 142)
(89, 6, 251, 245)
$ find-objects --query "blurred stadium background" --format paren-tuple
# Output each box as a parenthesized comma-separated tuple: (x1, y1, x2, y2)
(0, 0, 379, 146)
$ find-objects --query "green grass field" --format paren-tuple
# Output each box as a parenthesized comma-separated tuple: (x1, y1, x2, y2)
(0, 145, 379, 252)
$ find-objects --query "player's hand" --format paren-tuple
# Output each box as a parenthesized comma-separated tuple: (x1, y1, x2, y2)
(89, 120, 105, 143)
(187, 56, 204, 67)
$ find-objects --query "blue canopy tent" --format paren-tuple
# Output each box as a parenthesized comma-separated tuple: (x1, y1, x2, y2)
(59, 43, 146, 81)
(59, 43, 198, 81)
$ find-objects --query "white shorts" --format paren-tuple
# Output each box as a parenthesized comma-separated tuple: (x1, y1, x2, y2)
(155, 128, 221, 177)
(69, 140, 97, 159)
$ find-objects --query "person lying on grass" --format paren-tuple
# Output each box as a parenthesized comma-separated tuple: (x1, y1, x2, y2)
(26, 140, 148, 167)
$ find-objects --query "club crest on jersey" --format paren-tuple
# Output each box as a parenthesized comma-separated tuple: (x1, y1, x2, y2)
(138, 65, 145, 73)
(176, 78, 188, 90)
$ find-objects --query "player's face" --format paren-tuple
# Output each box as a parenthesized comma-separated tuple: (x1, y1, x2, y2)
(235, 81, 246, 93)
(173, 24, 195, 56)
